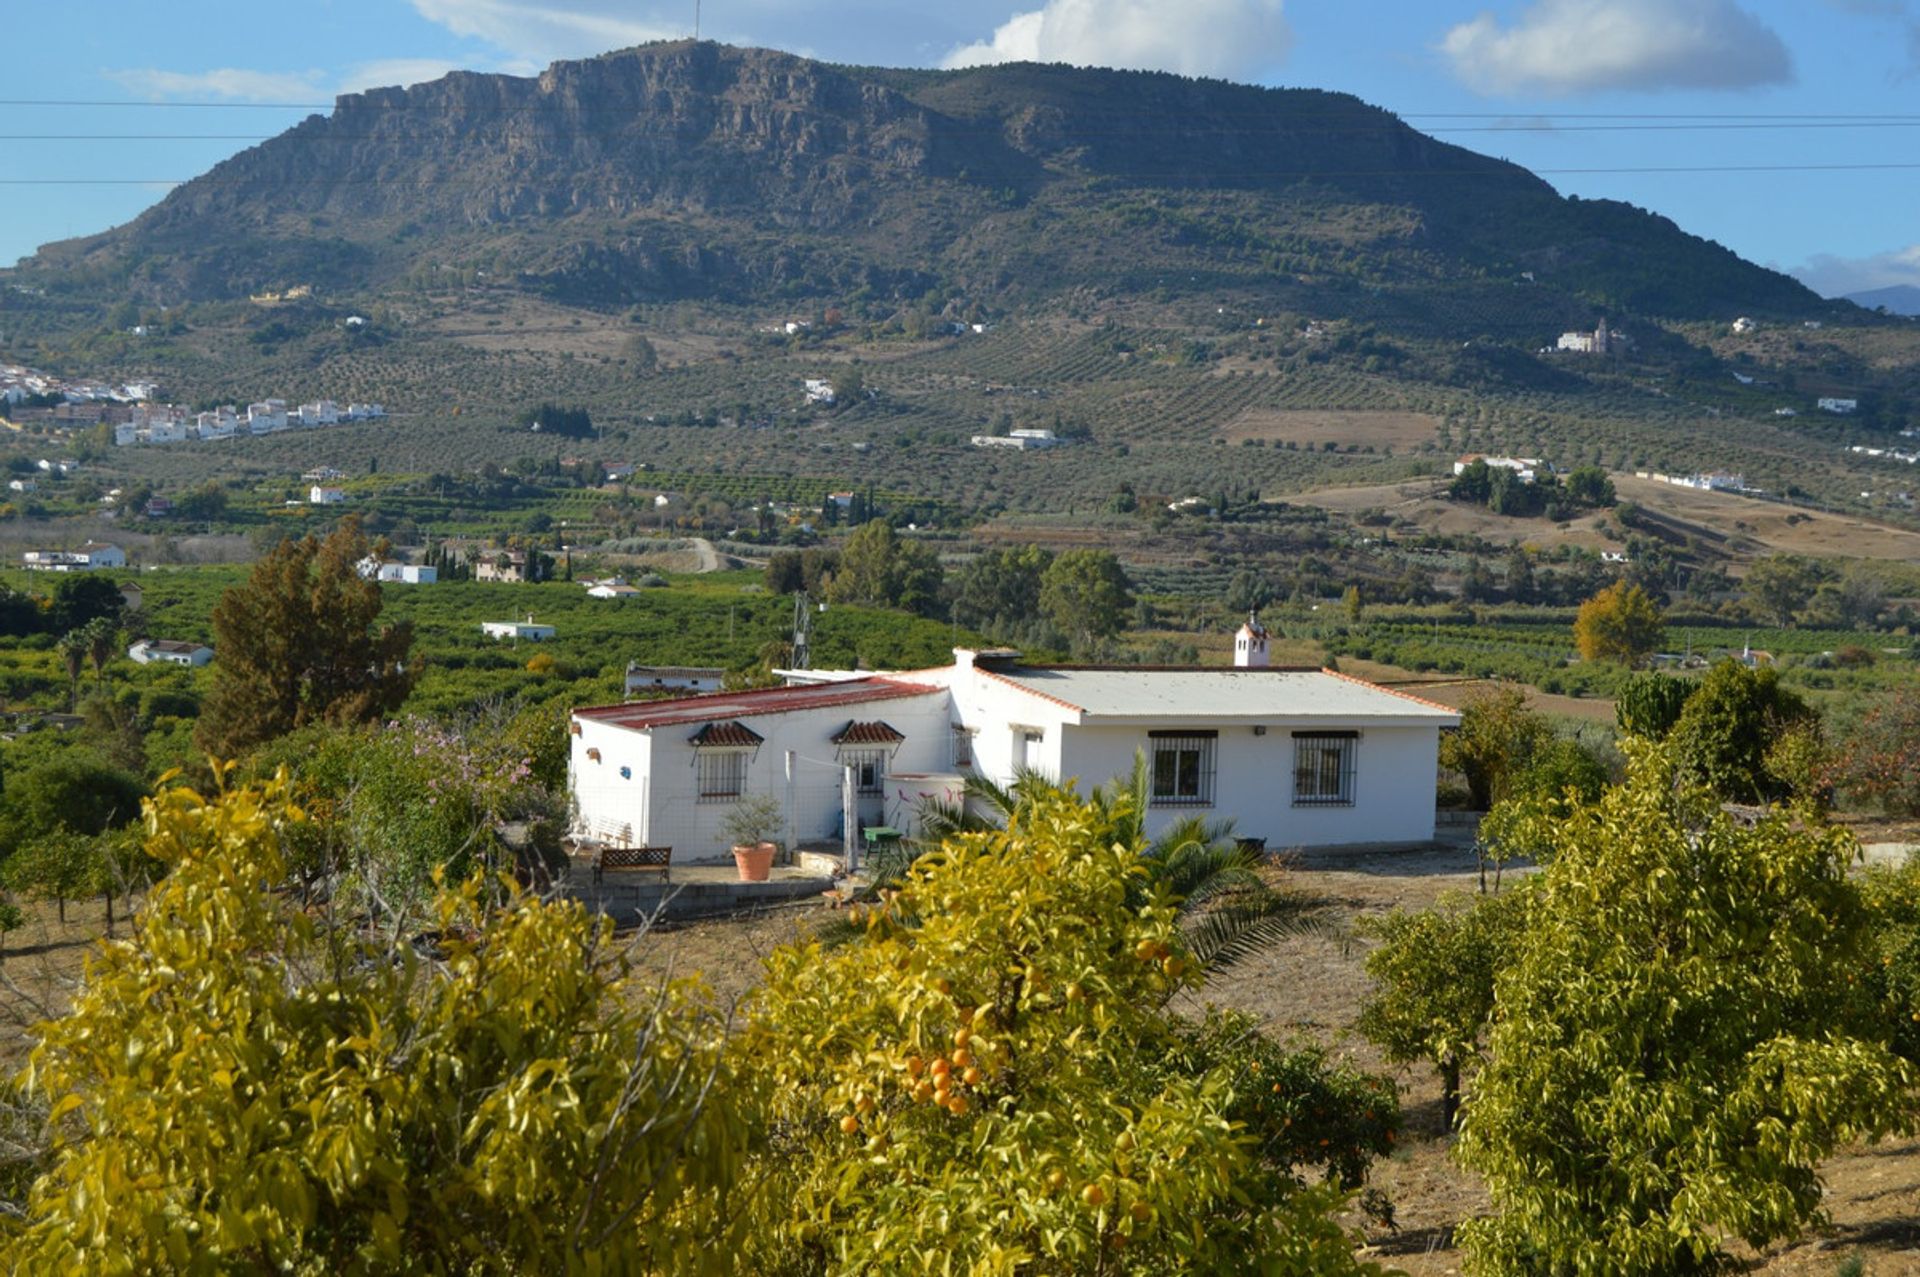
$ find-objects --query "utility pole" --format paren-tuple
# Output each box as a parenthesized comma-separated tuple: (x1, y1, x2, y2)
(792, 591, 813, 670)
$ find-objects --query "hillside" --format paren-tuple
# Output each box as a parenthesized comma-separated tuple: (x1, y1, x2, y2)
(15, 41, 1829, 323)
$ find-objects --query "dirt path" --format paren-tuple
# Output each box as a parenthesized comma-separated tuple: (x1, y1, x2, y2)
(685, 537, 724, 572)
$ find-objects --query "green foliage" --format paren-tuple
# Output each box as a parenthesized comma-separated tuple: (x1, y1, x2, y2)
(1040, 548, 1134, 653)
(1743, 554, 1825, 628)
(515, 401, 596, 438)
(743, 783, 1382, 1274)
(1356, 889, 1529, 1126)
(197, 517, 417, 758)
(48, 574, 124, 635)
(950, 543, 1053, 637)
(1436, 686, 1549, 811)
(15, 770, 751, 1272)
(0, 753, 146, 850)
(1573, 580, 1665, 666)
(1614, 670, 1695, 738)
(1456, 744, 1912, 1274)
(1171, 1009, 1399, 1190)
(2, 829, 108, 923)
(823, 519, 945, 618)
(1667, 659, 1814, 804)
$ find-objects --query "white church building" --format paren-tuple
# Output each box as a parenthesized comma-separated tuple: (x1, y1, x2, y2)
(567, 616, 1459, 863)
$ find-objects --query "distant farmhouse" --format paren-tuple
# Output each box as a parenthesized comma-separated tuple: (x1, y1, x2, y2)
(1553, 319, 1623, 355)
(21, 541, 126, 572)
(971, 428, 1063, 451)
(1454, 454, 1550, 484)
(128, 639, 213, 667)
(1818, 397, 1859, 415)
(482, 616, 555, 641)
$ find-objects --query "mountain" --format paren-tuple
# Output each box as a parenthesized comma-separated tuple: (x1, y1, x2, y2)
(1845, 285, 1920, 316)
(18, 41, 1825, 324)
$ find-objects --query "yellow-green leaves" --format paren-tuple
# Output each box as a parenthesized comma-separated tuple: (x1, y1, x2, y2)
(14, 771, 751, 1274)
(742, 785, 1381, 1275)
(1456, 741, 1912, 1274)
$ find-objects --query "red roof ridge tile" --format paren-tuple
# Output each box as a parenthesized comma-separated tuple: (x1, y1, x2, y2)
(1319, 666, 1460, 714)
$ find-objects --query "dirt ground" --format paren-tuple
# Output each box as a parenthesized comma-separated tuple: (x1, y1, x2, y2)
(1294, 473, 1920, 566)
(1217, 409, 1443, 451)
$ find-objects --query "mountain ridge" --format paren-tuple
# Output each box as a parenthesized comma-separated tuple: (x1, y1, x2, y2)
(15, 41, 1828, 324)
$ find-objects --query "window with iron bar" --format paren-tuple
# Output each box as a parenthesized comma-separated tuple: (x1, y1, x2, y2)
(1292, 731, 1357, 807)
(1148, 730, 1217, 807)
(842, 748, 887, 796)
(696, 749, 747, 802)
(951, 724, 976, 771)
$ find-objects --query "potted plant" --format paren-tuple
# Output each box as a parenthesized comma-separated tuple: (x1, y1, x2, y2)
(722, 794, 783, 882)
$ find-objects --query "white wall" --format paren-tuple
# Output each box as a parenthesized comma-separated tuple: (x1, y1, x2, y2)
(1054, 722, 1440, 847)
(572, 693, 952, 863)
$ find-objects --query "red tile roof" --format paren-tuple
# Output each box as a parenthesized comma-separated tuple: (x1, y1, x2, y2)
(830, 720, 906, 745)
(574, 678, 940, 732)
(687, 720, 765, 748)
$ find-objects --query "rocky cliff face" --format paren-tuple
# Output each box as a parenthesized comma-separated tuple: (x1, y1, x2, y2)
(20, 42, 1819, 318)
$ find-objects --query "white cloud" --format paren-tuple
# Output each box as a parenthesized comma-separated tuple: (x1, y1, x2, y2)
(1440, 0, 1791, 96)
(104, 67, 329, 102)
(409, 0, 681, 63)
(1791, 245, 1920, 298)
(942, 0, 1291, 81)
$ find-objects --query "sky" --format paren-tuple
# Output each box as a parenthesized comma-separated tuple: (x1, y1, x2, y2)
(3, 0, 1918, 298)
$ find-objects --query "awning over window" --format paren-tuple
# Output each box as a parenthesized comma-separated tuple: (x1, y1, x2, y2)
(831, 720, 906, 746)
(688, 720, 765, 748)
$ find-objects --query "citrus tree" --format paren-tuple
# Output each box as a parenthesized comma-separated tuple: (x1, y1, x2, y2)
(1456, 743, 1912, 1274)
(13, 769, 752, 1272)
(1356, 890, 1529, 1128)
(742, 785, 1382, 1274)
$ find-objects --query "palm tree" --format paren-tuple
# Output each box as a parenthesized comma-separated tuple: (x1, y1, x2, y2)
(82, 616, 119, 693)
(56, 630, 87, 712)
(901, 756, 1324, 972)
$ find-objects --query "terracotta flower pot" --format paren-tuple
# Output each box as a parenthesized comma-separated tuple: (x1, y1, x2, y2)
(733, 841, 777, 882)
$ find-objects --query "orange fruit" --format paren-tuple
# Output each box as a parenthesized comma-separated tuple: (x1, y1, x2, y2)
(905, 1055, 925, 1078)
(952, 1048, 973, 1069)
(1065, 983, 1086, 1003)
(953, 1027, 972, 1049)
(946, 1094, 970, 1116)
(1081, 1183, 1106, 1207)
(840, 1115, 860, 1134)
(1129, 1201, 1151, 1223)
(962, 1067, 984, 1087)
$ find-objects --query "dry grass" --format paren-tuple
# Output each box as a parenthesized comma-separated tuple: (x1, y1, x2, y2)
(1217, 409, 1442, 450)
(1294, 472, 1920, 565)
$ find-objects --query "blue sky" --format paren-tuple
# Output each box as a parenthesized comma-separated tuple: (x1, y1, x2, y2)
(4, 0, 1917, 297)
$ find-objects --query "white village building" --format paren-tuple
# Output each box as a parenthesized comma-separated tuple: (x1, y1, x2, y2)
(569, 641, 1458, 864)
(625, 664, 728, 697)
(21, 541, 127, 572)
(128, 638, 214, 667)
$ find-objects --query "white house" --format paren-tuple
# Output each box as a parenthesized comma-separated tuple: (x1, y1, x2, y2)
(971, 428, 1062, 450)
(483, 616, 555, 641)
(1818, 397, 1859, 414)
(358, 558, 437, 584)
(298, 400, 340, 427)
(113, 422, 139, 447)
(625, 664, 727, 697)
(309, 485, 346, 505)
(586, 581, 641, 599)
(22, 541, 126, 572)
(248, 400, 290, 433)
(128, 638, 213, 667)
(1453, 454, 1549, 484)
(7, 478, 35, 494)
(803, 378, 837, 406)
(1732, 317, 1757, 334)
(568, 649, 1459, 864)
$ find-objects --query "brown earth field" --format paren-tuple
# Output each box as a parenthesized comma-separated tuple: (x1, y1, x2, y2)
(1217, 408, 1443, 451)
(1293, 473, 1920, 566)
(10, 853, 1919, 1271)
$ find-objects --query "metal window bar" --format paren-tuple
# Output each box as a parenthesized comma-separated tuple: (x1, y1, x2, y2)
(1147, 730, 1217, 807)
(695, 750, 746, 802)
(1292, 732, 1357, 807)
(950, 725, 975, 770)
(842, 748, 887, 795)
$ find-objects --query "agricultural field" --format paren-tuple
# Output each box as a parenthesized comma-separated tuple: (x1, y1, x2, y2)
(1215, 408, 1443, 451)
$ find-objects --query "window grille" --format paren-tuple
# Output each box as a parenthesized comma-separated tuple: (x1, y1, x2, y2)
(1148, 730, 1217, 807)
(696, 750, 747, 802)
(1292, 732, 1358, 807)
(842, 748, 886, 796)
(951, 725, 976, 770)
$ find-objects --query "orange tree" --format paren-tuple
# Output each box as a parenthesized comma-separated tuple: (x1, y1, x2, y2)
(1456, 743, 1912, 1273)
(1572, 581, 1665, 666)
(11, 768, 751, 1273)
(740, 784, 1382, 1274)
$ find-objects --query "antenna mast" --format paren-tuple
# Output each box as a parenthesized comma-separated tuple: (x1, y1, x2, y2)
(791, 591, 812, 671)
(694, 0, 701, 39)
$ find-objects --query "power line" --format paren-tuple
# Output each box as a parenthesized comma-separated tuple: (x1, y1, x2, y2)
(6, 161, 1920, 187)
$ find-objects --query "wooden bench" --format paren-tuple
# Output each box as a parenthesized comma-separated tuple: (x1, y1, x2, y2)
(594, 845, 672, 884)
